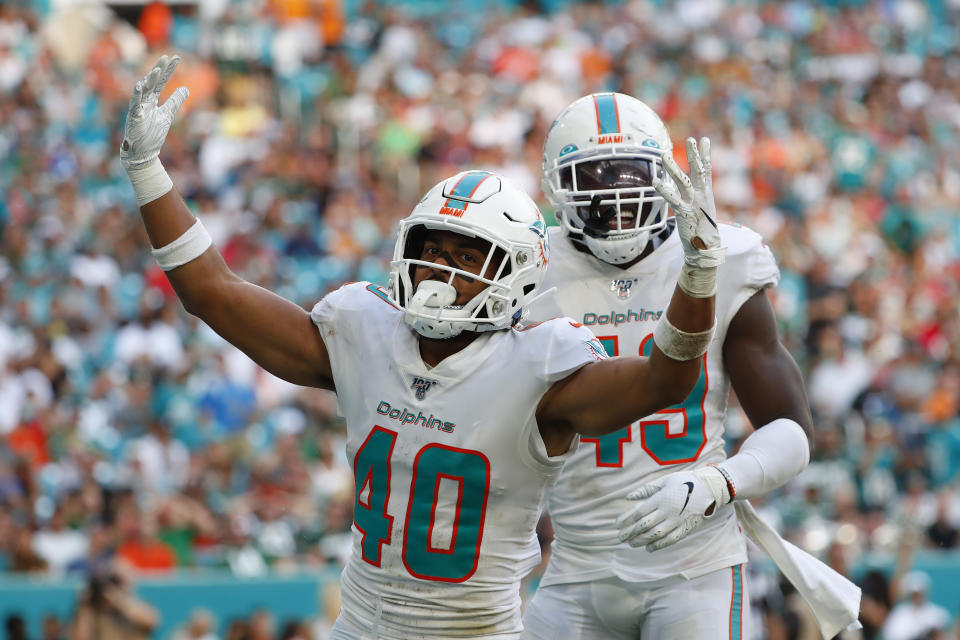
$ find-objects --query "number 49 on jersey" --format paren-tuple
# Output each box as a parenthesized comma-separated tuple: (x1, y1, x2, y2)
(581, 334, 709, 467)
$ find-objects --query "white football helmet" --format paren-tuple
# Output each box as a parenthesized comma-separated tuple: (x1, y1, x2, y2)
(542, 93, 673, 264)
(388, 170, 550, 339)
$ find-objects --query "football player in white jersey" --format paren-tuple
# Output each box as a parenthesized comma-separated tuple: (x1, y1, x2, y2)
(521, 93, 817, 639)
(119, 59, 727, 639)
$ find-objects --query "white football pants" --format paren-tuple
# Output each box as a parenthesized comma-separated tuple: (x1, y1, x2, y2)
(521, 565, 750, 640)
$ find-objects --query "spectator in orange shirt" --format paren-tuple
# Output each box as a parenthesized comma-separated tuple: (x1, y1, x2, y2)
(115, 509, 176, 572)
(7, 417, 49, 468)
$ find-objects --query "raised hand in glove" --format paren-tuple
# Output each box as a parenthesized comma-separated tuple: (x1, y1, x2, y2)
(653, 137, 726, 297)
(121, 55, 189, 206)
(615, 466, 731, 552)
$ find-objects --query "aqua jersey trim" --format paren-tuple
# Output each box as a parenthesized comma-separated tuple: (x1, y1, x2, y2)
(730, 564, 743, 639)
(366, 283, 399, 309)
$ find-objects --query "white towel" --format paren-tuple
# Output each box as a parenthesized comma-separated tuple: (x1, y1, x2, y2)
(735, 501, 862, 639)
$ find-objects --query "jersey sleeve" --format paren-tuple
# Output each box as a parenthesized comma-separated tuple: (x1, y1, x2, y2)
(541, 318, 609, 385)
(515, 318, 609, 471)
(310, 281, 395, 392)
(310, 283, 348, 328)
(719, 224, 781, 329)
(310, 283, 353, 389)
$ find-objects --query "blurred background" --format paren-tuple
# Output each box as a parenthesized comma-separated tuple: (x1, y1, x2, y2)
(1, 0, 960, 638)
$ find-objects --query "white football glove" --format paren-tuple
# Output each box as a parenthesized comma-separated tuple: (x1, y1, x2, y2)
(615, 466, 731, 552)
(653, 137, 726, 271)
(121, 55, 189, 172)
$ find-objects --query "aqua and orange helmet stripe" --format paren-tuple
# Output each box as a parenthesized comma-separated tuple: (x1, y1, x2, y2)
(441, 171, 493, 213)
(592, 93, 621, 135)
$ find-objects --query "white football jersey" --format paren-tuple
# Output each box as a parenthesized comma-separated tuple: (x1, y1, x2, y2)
(311, 282, 606, 638)
(527, 222, 780, 586)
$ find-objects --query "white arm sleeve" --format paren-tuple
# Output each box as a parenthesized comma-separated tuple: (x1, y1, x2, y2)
(720, 418, 810, 501)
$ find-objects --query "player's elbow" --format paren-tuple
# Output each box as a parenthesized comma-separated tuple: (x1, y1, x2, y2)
(653, 359, 700, 409)
(646, 346, 702, 406)
(666, 372, 698, 407)
(176, 284, 231, 326)
(175, 285, 209, 318)
(663, 358, 701, 406)
(799, 419, 815, 458)
(179, 296, 205, 319)
(778, 405, 815, 457)
(170, 268, 235, 319)
(160, 253, 236, 319)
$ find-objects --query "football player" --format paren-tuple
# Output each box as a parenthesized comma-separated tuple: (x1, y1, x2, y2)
(522, 92, 825, 639)
(120, 58, 724, 639)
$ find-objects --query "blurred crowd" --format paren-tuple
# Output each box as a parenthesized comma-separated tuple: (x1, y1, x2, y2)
(2, 0, 960, 637)
(5, 601, 325, 640)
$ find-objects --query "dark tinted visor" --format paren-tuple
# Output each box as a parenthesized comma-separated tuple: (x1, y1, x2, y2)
(560, 158, 655, 192)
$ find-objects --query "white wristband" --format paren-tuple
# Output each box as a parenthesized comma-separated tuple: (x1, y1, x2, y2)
(152, 219, 212, 271)
(126, 158, 174, 207)
(653, 315, 714, 361)
(677, 264, 718, 298)
(693, 466, 732, 511)
(719, 418, 810, 501)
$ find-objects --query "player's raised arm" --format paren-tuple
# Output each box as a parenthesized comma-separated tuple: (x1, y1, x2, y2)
(613, 291, 816, 556)
(537, 137, 724, 445)
(120, 56, 333, 390)
(612, 142, 814, 556)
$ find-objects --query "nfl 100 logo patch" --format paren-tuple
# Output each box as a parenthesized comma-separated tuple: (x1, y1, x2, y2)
(411, 377, 438, 400)
(610, 278, 637, 299)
